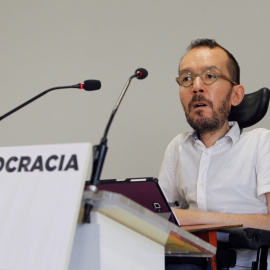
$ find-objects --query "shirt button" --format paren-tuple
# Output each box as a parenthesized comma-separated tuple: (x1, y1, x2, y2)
(205, 151, 209, 155)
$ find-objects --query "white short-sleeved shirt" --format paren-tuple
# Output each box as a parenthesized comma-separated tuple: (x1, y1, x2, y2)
(159, 122, 270, 268)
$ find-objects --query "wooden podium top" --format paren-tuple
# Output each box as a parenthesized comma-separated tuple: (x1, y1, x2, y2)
(181, 224, 243, 233)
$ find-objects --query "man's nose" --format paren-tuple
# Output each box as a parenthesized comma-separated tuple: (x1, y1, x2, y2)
(192, 76, 205, 94)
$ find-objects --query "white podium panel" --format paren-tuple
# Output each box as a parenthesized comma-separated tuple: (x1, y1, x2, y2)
(69, 190, 216, 270)
(0, 143, 92, 270)
(69, 212, 164, 270)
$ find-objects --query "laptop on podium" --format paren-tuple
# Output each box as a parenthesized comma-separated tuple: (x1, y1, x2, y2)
(97, 177, 180, 226)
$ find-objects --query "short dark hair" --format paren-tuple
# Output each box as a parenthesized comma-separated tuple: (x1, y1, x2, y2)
(182, 38, 240, 85)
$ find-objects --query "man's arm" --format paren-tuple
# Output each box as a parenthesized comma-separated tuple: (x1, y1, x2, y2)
(173, 192, 270, 230)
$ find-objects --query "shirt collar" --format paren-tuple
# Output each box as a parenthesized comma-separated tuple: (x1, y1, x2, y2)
(224, 121, 241, 144)
(183, 121, 241, 145)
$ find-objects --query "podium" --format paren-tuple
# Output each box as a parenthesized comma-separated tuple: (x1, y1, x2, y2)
(0, 143, 215, 270)
(68, 190, 216, 270)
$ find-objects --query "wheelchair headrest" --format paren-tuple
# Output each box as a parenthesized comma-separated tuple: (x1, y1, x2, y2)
(228, 87, 270, 129)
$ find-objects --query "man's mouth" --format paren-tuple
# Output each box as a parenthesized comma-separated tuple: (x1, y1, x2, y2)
(187, 95, 214, 113)
(193, 102, 207, 109)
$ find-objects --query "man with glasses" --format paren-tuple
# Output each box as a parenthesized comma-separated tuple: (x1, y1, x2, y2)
(159, 39, 270, 269)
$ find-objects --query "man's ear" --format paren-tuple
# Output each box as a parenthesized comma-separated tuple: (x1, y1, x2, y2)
(231, 84, 245, 106)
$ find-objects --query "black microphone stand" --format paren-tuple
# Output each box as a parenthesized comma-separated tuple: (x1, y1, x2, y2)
(88, 72, 138, 190)
(0, 81, 101, 121)
(82, 69, 148, 223)
(0, 86, 71, 121)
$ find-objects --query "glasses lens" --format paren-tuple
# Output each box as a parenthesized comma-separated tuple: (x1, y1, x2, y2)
(179, 72, 193, 86)
(202, 69, 217, 85)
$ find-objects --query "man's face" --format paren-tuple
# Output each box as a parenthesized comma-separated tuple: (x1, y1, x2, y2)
(179, 47, 234, 133)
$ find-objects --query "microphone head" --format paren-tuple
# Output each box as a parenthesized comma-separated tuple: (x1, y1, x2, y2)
(83, 80, 101, 91)
(135, 68, 148, 80)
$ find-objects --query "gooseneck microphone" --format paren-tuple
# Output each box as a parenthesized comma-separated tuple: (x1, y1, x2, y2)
(0, 80, 101, 121)
(88, 68, 148, 190)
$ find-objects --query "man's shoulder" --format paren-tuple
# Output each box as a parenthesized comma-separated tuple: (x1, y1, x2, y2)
(239, 128, 270, 148)
(242, 127, 270, 138)
(163, 132, 192, 163)
(166, 131, 193, 148)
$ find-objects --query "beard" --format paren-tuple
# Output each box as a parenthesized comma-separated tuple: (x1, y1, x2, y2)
(184, 90, 232, 134)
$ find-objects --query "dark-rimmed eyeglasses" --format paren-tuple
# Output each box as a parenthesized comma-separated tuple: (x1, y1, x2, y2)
(175, 68, 237, 87)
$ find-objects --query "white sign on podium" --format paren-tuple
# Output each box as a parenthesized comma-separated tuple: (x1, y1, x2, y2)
(0, 143, 92, 270)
